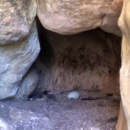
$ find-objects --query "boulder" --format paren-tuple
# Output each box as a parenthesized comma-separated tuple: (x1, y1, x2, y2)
(0, 0, 37, 44)
(0, 21, 40, 100)
(37, 0, 122, 36)
(15, 68, 39, 100)
(100, 0, 123, 36)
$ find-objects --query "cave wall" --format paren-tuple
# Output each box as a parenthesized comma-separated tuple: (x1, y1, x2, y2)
(39, 27, 121, 94)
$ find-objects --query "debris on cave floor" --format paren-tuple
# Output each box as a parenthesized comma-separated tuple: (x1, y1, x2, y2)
(0, 91, 120, 130)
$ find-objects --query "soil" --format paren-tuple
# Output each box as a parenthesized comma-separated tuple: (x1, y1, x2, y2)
(0, 91, 120, 130)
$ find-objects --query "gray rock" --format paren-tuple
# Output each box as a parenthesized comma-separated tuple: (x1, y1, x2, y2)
(0, 21, 40, 100)
(15, 67, 39, 100)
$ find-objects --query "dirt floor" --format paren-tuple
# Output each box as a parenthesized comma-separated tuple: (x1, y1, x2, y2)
(0, 91, 120, 130)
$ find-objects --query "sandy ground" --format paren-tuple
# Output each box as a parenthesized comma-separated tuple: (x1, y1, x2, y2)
(0, 91, 120, 130)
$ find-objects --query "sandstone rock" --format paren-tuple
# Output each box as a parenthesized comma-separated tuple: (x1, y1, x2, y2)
(116, 103, 127, 130)
(15, 68, 39, 100)
(100, 0, 123, 36)
(0, 21, 40, 100)
(112, 0, 123, 14)
(0, 0, 37, 44)
(37, 0, 122, 36)
(118, 0, 130, 129)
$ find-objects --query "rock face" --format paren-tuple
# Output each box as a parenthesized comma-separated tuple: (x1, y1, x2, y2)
(38, 27, 121, 93)
(0, 21, 40, 100)
(37, 0, 122, 36)
(0, 0, 37, 44)
(15, 68, 39, 100)
(100, 0, 123, 36)
(116, 103, 127, 130)
(117, 0, 130, 129)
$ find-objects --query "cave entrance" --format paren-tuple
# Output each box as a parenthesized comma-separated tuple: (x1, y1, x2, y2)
(29, 17, 121, 129)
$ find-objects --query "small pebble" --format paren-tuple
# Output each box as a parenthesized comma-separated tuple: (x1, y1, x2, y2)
(67, 91, 80, 99)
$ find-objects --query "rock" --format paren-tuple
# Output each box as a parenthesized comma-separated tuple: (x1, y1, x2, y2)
(0, 21, 40, 100)
(116, 103, 127, 130)
(37, 0, 122, 36)
(0, 0, 37, 44)
(100, 0, 123, 36)
(118, 0, 130, 129)
(15, 67, 39, 100)
(67, 91, 80, 99)
(34, 58, 53, 93)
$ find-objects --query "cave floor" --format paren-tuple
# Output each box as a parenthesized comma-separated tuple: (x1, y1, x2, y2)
(0, 91, 120, 130)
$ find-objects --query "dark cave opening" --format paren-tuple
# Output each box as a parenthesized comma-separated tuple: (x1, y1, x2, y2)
(34, 16, 121, 96)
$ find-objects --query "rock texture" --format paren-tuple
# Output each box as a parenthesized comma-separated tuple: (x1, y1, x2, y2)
(100, 0, 123, 36)
(38, 27, 121, 94)
(0, 21, 40, 100)
(33, 58, 53, 93)
(15, 68, 39, 100)
(117, 0, 130, 129)
(37, 0, 122, 36)
(0, 0, 37, 44)
(116, 103, 127, 130)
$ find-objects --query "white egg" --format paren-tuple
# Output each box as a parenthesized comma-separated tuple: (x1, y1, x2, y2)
(67, 91, 80, 99)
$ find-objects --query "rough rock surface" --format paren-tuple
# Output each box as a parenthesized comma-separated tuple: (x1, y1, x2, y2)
(33, 58, 53, 94)
(100, 0, 123, 36)
(117, 0, 130, 129)
(0, 0, 37, 44)
(38, 26, 121, 94)
(15, 68, 39, 100)
(0, 21, 40, 100)
(37, 0, 122, 36)
(116, 103, 127, 130)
